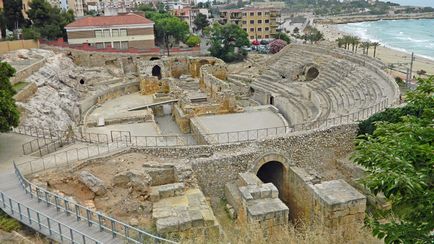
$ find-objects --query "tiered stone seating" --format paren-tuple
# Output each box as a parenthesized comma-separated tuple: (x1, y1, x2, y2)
(227, 44, 400, 128)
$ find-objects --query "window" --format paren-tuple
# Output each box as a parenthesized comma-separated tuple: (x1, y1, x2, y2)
(113, 41, 120, 49)
(265, 27, 269, 31)
(258, 28, 262, 31)
(258, 35, 262, 39)
(112, 29, 119, 37)
(250, 20, 254, 24)
(265, 19, 269, 23)
(258, 20, 262, 24)
(120, 29, 127, 36)
(250, 36, 254, 39)
(250, 12, 254, 16)
(250, 28, 254, 32)
(243, 28, 247, 31)
(95, 42, 104, 49)
(103, 29, 110, 37)
(265, 12, 269, 16)
(104, 42, 111, 48)
(120, 41, 128, 50)
(243, 12, 247, 16)
(258, 12, 262, 16)
(95, 30, 102, 38)
(265, 35, 269, 38)
(242, 21, 247, 24)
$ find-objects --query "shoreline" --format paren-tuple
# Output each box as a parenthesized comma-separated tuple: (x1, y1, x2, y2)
(315, 23, 434, 77)
(313, 12, 434, 24)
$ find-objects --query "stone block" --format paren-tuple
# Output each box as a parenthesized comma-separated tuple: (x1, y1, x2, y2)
(156, 217, 179, 233)
(189, 210, 204, 227)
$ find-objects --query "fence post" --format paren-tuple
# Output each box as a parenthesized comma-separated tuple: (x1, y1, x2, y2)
(37, 212, 41, 229)
(1, 193, 5, 208)
(45, 191, 50, 207)
(70, 228, 74, 242)
(59, 223, 63, 241)
(55, 196, 59, 211)
(64, 199, 70, 216)
(75, 205, 80, 221)
(18, 202, 22, 220)
(47, 217, 52, 235)
(98, 214, 103, 231)
(87, 209, 92, 226)
(9, 199, 13, 214)
(111, 220, 116, 238)
(27, 207, 31, 224)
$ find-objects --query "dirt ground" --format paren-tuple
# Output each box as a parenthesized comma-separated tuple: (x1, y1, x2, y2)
(32, 152, 194, 230)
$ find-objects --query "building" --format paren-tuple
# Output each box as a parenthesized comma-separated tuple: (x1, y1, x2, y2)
(220, 8, 281, 40)
(65, 13, 155, 50)
(46, 0, 84, 17)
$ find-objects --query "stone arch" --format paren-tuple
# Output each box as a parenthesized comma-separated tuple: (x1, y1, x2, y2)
(252, 153, 292, 204)
(305, 66, 319, 81)
(199, 59, 209, 65)
(150, 57, 160, 61)
(152, 65, 162, 80)
(79, 79, 85, 85)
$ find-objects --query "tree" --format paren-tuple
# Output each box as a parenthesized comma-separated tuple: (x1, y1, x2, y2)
(3, 0, 26, 31)
(269, 39, 287, 54)
(22, 27, 41, 40)
(154, 16, 189, 56)
(185, 34, 200, 47)
(28, 0, 75, 40)
(352, 77, 434, 243)
(0, 62, 19, 132)
(371, 42, 380, 58)
(302, 26, 323, 43)
(193, 13, 209, 33)
(275, 32, 291, 44)
(0, 9, 6, 39)
(206, 23, 250, 62)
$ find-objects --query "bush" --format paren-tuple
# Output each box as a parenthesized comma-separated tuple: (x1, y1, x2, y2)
(275, 32, 291, 44)
(269, 39, 287, 54)
(22, 27, 41, 41)
(0, 210, 21, 232)
(395, 76, 403, 85)
(185, 35, 200, 47)
(357, 105, 422, 135)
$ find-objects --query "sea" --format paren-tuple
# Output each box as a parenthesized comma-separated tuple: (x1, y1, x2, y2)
(387, 0, 434, 8)
(337, 19, 434, 60)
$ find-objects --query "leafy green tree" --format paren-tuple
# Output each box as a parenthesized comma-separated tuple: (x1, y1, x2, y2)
(352, 77, 434, 243)
(206, 23, 250, 62)
(0, 62, 19, 132)
(28, 0, 74, 40)
(154, 16, 189, 56)
(185, 34, 200, 47)
(193, 13, 209, 33)
(3, 0, 26, 31)
(0, 9, 6, 39)
(275, 32, 291, 44)
(22, 27, 41, 41)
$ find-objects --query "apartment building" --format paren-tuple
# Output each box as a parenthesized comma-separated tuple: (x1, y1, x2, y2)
(65, 13, 155, 50)
(220, 8, 281, 40)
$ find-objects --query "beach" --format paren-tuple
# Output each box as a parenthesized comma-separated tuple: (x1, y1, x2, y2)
(315, 23, 434, 78)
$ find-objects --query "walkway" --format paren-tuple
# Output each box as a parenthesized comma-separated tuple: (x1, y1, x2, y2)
(0, 172, 121, 243)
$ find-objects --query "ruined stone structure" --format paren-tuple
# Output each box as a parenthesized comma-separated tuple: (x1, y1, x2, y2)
(4, 43, 401, 243)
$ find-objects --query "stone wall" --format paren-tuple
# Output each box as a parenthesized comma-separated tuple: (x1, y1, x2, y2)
(13, 82, 38, 102)
(10, 58, 46, 85)
(0, 40, 39, 55)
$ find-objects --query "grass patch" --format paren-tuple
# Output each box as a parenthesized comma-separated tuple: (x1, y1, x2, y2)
(12, 81, 29, 93)
(0, 209, 21, 232)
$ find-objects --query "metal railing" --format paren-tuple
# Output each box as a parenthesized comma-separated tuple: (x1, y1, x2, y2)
(0, 191, 100, 244)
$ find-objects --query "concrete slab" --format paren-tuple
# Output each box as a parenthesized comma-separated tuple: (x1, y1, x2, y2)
(86, 122, 160, 137)
(191, 106, 288, 134)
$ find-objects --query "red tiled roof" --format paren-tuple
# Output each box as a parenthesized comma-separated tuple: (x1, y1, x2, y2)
(66, 13, 153, 29)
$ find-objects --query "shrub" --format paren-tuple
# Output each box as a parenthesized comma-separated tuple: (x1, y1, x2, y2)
(0, 210, 21, 232)
(185, 35, 200, 47)
(395, 76, 403, 85)
(269, 39, 287, 54)
(22, 27, 41, 41)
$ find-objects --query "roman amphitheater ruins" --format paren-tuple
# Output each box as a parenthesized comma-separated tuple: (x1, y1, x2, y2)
(0, 43, 400, 243)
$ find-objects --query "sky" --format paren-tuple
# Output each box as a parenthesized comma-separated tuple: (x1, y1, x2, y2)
(385, 0, 434, 8)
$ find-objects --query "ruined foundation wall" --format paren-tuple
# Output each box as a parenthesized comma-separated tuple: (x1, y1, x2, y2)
(10, 58, 47, 85)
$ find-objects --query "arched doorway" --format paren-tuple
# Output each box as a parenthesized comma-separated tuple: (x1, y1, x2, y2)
(150, 57, 160, 61)
(305, 67, 319, 81)
(257, 161, 284, 200)
(152, 65, 162, 80)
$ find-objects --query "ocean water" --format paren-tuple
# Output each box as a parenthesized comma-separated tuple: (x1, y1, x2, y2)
(337, 19, 434, 60)
(388, 0, 434, 8)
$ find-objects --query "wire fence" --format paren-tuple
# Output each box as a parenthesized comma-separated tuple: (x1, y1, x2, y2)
(0, 191, 101, 244)
(14, 144, 177, 244)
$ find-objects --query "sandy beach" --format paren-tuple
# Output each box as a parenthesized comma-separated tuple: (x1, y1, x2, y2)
(315, 23, 434, 78)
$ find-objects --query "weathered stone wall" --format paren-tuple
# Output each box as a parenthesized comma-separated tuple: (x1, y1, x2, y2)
(10, 58, 46, 85)
(13, 82, 38, 102)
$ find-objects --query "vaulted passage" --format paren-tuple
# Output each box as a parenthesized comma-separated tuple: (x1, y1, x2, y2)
(257, 161, 284, 200)
(305, 67, 319, 81)
(152, 65, 162, 80)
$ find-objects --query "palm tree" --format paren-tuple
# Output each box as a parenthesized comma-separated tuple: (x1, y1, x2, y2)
(371, 42, 380, 58)
(359, 42, 367, 54)
(342, 35, 352, 50)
